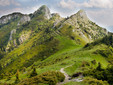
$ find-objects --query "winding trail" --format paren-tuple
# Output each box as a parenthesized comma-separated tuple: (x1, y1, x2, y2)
(57, 65, 83, 85)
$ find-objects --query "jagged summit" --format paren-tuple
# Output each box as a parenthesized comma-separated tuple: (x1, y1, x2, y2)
(77, 9, 86, 16)
(33, 5, 51, 19)
(69, 9, 89, 22)
(0, 12, 31, 25)
(76, 9, 89, 20)
(0, 12, 23, 25)
(51, 13, 60, 17)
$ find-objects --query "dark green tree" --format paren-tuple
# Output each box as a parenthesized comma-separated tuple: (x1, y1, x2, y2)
(15, 70, 20, 83)
(7, 72, 11, 80)
(0, 73, 4, 79)
(96, 62, 102, 71)
(91, 59, 96, 65)
(30, 66, 37, 78)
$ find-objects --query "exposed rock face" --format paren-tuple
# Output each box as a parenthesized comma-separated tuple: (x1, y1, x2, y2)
(58, 9, 109, 43)
(51, 13, 60, 17)
(33, 5, 51, 19)
(0, 13, 22, 25)
(18, 15, 31, 25)
(0, 12, 30, 26)
(6, 30, 31, 52)
(6, 29, 17, 52)
(44, 6, 51, 19)
(9, 29, 16, 41)
(0, 6, 110, 53)
(51, 13, 63, 28)
(19, 31, 31, 44)
(76, 10, 89, 21)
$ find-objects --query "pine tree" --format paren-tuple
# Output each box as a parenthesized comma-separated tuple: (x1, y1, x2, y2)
(96, 62, 102, 71)
(30, 66, 37, 78)
(0, 73, 4, 79)
(15, 70, 20, 83)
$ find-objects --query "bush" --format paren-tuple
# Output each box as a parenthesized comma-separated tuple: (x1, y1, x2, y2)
(15, 70, 20, 84)
(81, 61, 90, 67)
(84, 77, 109, 85)
(18, 71, 65, 85)
(83, 65, 113, 84)
(91, 60, 96, 65)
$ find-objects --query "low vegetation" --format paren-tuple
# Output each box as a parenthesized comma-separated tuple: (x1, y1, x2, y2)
(18, 71, 65, 85)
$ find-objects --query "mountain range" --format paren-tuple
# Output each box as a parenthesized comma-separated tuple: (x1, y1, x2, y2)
(0, 5, 113, 85)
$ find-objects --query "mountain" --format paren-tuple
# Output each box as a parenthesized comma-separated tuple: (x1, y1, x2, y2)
(0, 12, 30, 52)
(32, 5, 51, 19)
(60, 9, 108, 42)
(0, 5, 112, 85)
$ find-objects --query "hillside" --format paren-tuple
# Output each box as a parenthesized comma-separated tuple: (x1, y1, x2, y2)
(0, 5, 112, 85)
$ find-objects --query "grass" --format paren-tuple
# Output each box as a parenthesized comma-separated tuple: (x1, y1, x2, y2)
(63, 81, 88, 85)
(0, 35, 110, 85)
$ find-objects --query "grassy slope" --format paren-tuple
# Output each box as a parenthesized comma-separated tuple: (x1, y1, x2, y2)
(64, 44, 109, 76)
(0, 35, 110, 84)
(36, 44, 109, 76)
(63, 81, 88, 85)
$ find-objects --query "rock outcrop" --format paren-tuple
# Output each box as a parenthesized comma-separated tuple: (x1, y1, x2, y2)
(33, 5, 51, 19)
(19, 31, 31, 44)
(58, 9, 109, 43)
(18, 15, 31, 25)
(0, 12, 30, 26)
(6, 29, 17, 52)
(0, 13, 22, 25)
(0, 6, 109, 53)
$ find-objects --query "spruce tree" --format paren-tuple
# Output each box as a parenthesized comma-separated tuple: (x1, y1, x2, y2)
(30, 66, 37, 78)
(96, 62, 102, 71)
(15, 70, 20, 83)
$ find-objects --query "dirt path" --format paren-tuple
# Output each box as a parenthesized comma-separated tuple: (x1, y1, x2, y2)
(57, 65, 83, 85)
(60, 65, 71, 82)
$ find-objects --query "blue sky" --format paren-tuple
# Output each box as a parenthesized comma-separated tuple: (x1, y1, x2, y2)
(0, 0, 113, 32)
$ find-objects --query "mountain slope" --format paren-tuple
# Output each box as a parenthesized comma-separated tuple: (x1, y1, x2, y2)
(57, 10, 109, 44)
(0, 5, 112, 85)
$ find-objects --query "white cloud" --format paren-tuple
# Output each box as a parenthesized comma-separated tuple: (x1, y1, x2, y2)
(87, 9, 113, 27)
(0, 0, 20, 6)
(84, 0, 113, 8)
(59, 0, 113, 9)
(59, 0, 77, 9)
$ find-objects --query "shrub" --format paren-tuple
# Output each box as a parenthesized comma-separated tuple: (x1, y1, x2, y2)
(15, 70, 20, 84)
(81, 61, 90, 67)
(18, 71, 65, 85)
(84, 77, 109, 85)
(91, 60, 96, 65)
(83, 64, 113, 84)
(96, 62, 103, 71)
(55, 71, 65, 82)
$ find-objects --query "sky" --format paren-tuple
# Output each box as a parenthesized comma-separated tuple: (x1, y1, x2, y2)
(0, 0, 113, 32)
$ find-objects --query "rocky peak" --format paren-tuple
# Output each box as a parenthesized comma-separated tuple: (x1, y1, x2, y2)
(77, 10, 86, 16)
(75, 9, 89, 21)
(18, 15, 31, 25)
(0, 12, 22, 25)
(33, 5, 51, 19)
(51, 13, 60, 17)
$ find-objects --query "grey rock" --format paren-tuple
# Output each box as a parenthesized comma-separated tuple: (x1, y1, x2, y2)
(18, 15, 31, 25)
(9, 29, 16, 41)
(33, 5, 51, 19)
